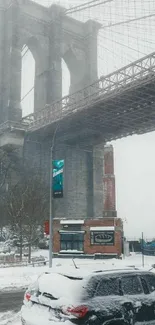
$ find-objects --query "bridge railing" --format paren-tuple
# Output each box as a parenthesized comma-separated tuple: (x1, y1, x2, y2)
(22, 52, 155, 132)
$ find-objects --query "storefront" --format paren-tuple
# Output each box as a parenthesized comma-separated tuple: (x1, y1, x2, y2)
(52, 218, 123, 257)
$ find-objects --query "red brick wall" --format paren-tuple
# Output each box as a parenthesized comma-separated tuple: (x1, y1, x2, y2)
(53, 219, 61, 253)
(83, 218, 122, 256)
(103, 145, 116, 211)
(83, 218, 122, 228)
(53, 218, 123, 256)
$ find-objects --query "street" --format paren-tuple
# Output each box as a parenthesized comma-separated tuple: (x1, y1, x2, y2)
(0, 289, 24, 313)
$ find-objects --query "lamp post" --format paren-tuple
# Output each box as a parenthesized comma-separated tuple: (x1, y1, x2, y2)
(49, 146, 53, 268)
(142, 232, 145, 267)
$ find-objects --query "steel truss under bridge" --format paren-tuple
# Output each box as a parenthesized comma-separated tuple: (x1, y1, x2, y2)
(19, 52, 155, 143)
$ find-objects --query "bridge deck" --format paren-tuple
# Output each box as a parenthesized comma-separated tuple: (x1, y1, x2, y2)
(14, 52, 155, 144)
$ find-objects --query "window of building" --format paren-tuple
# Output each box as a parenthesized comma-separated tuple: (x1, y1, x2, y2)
(60, 232, 84, 251)
(62, 224, 82, 231)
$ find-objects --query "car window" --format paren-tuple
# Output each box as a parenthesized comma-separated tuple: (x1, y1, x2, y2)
(144, 274, 155, 293)
(121, 276, 143, 295)
(86, 276, 100, 298)
(95, 278, 120, 297)
(140, 277, 149, 294)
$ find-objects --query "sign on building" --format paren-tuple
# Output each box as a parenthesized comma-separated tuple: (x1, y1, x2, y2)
(52, 160, 64, 198)
(90, 231, 115, 246)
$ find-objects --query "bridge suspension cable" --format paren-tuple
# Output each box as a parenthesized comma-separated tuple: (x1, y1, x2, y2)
(65, 0, 100, 13)
(21, 86, 34, 103)
(101, 12, 155, 29)
(20, 0, 155, 113)
(22, 46, 29, 59)
(65, 0, 114, 14)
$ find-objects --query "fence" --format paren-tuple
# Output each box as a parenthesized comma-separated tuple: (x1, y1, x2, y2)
(0, 252, 47, 268)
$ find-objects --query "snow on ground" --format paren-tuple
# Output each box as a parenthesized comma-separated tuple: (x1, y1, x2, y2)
(0, 311, 71, 325)
(1, 250, 155, 291)
(0, 312, 20, 325)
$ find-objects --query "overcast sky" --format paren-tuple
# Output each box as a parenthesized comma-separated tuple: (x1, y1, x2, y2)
(21, 0, 155, 239)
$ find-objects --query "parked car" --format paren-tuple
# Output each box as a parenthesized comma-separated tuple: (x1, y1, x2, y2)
(21, 268, 155, 325)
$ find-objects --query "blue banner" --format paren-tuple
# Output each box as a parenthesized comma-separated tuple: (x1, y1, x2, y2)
(52, 160, 64, 198)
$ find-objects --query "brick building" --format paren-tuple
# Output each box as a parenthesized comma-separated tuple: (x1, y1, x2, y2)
(45, 145, 123, 258)
(53, 217, 123, 257)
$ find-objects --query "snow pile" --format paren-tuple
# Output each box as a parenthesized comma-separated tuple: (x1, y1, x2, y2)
(22, 305, 72, 325)
(0, 311, 20, 325)
(0, 310, 71, 325)
(0, 265, 48, 291)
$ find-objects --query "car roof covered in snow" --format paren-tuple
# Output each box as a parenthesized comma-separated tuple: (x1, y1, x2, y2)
(45, 266, 151, 280)
(36, 267, 154, 302)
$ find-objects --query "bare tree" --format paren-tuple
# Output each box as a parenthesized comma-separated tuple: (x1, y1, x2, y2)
(6, 166, 48, 262)
(0, 148, 21, 234)
(0, 147, 22, 186)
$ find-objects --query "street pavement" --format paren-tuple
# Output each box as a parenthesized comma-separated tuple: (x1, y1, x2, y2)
(0, 289, 25, 313)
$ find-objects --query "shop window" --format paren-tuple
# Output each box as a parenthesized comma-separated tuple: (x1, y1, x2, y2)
(60, 233, 84, 251)
(63, 224, 82, 231)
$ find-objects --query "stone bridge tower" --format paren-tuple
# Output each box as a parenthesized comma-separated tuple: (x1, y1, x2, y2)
(0, 0, 113, 224)
(0, 0, 100, 123)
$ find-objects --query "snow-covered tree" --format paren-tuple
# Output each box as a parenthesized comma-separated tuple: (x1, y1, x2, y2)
(0, 147, 21, 234)
(6, 165, 48, 262)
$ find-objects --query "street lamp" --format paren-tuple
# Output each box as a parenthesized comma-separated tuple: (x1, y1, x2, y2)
(49, 146, 53, 268)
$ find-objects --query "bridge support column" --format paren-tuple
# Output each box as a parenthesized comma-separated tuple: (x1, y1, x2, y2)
(34, 64, 48, 112)
(24, 141, 111, 221)
(3, 2, 22, 122)
(47, 6, 62, 104)
(53, 145, 89, 219)
(83, 20, 101, 86)
(0, 3, 6, 122)
(68, 20, 101, 95)
(53, 144, 105, 220)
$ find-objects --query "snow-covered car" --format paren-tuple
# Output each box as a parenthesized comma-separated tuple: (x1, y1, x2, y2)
(21, 268, 155, 325)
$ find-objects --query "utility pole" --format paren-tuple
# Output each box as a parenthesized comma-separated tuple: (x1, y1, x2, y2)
(49, 146, 53, 268)
(142, 232, 145, 267)
(48, 125, 59, 268)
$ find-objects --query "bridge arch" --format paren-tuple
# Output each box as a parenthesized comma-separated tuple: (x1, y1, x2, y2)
(0, 0, 99, 123)
(21, 46, 35, 117)
(62, 59, 70, 97)
(20, 34, 48, 114)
